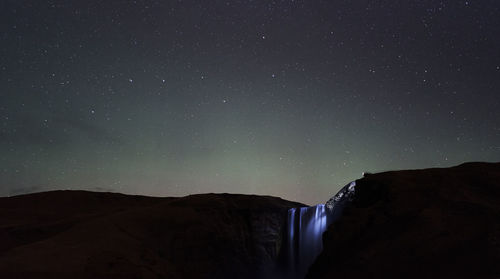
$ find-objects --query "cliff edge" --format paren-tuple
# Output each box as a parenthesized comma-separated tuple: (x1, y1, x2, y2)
(307, 162, 500, 279)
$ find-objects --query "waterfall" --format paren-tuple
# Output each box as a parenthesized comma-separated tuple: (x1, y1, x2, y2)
(288, 207, 296, 267)
(286, 204, 328, 278)
(285, 181, 356, 278)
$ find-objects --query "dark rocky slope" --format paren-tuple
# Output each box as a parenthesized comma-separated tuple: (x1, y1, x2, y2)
(307, 162, 500, 279)
(0, 191, 302, 279)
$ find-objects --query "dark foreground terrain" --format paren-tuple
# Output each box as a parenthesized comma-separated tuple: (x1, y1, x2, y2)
(308, 162, 500, 279)
(0, 191, 302, 279)
(1, 162, 499, 279)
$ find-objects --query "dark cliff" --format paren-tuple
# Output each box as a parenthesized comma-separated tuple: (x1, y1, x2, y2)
(307, 162, 500, 279)
(0, 191, 303, 279)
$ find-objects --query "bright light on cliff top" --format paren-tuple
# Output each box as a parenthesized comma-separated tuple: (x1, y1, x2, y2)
(325, 181, 356, 211)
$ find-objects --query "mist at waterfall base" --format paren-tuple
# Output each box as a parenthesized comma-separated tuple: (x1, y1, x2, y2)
(281, 181, 356, 278)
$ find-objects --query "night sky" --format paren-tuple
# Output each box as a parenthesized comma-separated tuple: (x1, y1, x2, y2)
(1, 1, 499, 205)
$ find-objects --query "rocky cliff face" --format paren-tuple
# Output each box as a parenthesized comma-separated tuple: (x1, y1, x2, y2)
(0, 191, 303, 279)
(307, 162, 500, 279)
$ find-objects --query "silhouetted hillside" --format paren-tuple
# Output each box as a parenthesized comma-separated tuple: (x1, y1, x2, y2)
(0, 191, 302, 279)
(2, 162, 499, 279)
(307, 162, 500, 279)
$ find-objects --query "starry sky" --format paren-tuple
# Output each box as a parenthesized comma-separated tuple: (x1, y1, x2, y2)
(1, 0, 499, 205)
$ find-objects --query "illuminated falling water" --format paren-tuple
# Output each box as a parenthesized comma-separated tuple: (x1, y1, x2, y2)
(286, 204, 327, 278)
(288, 207, 296, 266)
(285, 181, 356, 278)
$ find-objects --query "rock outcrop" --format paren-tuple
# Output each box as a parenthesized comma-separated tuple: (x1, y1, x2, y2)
(307, 162, 500, 279)
(0, 191, 302, 279)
